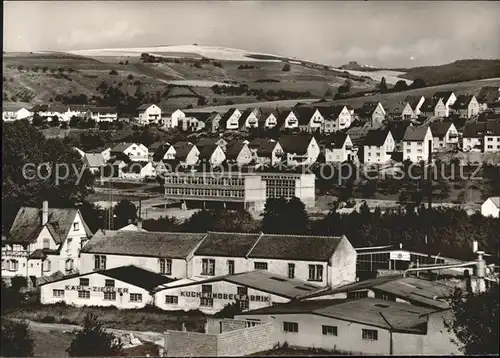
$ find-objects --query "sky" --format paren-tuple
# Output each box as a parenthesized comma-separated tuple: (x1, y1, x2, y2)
(4, 1, 500, 68)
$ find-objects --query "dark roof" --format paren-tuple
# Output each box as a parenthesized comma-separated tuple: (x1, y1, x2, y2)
(241, 298, 434, 333)
(420, 98, 440, 113)
(304, 276, 454, 309)
(248, 234, 344, 261)
(279, 134, 313, 155)
(355, 102, 380, 117)
(249, 138, 280, 157)
(138, 103, 157, 111)
(28, 249, 58, 259)
(463, 121, 500, 138)
(198, 144, 219, 160)
(294, 107, 316, 125)
(433, 91, 454, 103)
(451, 95, 475, 110)
(148, 141, 165, 151)
(100, 265, 174, 291)
(81, 230, 206, 259)
(121, 161, 149, 173)
(276, 109, 295, 128)
(173, 141, 196, 161)
(6, 207, 92, 244)
(152, 144, 173, 162)
(363, 128, 390, 146)
(477, 86, 499, 104)
(404, 95, 424, 110)
(319, 105, 346, 120)
(238, 109, 255, 129)
(325, 132, 349, 149)
(111, 142, 135, 153)
(403, 125, 430, 141)
(430, 122, 453, 138)
(386, 121, 412, 142)
(195, 232, 261, 257)
(187, 112, 219, 123)
(91, 107, 116, 114)
(225, 141, 248, 160)
(219, 108, 238, 127)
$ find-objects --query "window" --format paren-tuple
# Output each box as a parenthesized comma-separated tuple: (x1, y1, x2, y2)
(78, 290, 90, 299)
(9, 260, 19, 272)
(94, 255, 106, 270)
(288, 263, 295, 279)
(375, 292, 396, 301)
(43, 238, 50, 249)
(308, 265, 323, 282)
(73, 222, 79, 231)
(104, 291, 116, 301)
(66, 259, 74, 272)
(130, 293, 142, 302)
(347, 291, 369, 299)
(80, 278, 89, 286)
(202, 259, 215, 276)
(165, 295, 178, 304)
(227, 260, 235, 275)
(200, 285, 213, 307)
(105, 279, 115, 288)
(362, 329, 378, 341)
(1, 260, 5, 270)
(254, 262, 268, 270)
(283, 322, 298, 333)
(43, 260, 51, 272)
(159, 258, 172, 275)
(322, 325, 338, 336)
(53, 289, 64, 298)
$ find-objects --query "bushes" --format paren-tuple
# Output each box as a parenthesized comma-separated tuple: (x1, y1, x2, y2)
(109, 69, 118, 76)
(40, 316, 56, 323)
(282, 63, 291, 72)
(127, 74, 134, 80)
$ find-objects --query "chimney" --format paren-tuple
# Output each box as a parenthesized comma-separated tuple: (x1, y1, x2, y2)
(42, 201, 49, 226)
(137, 219, 143, 230)
(472, 240, 478, 253)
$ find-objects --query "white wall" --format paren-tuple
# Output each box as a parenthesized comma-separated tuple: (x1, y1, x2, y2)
(481, 199, 500, 218)
(484, 136, 500, 152)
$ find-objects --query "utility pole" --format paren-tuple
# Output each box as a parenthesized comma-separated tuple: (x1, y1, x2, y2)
(427, 139, 433, 246)
(379, 312, 393, 355)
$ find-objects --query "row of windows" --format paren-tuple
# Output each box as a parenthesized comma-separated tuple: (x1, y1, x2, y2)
(266, 187, 296, 199)
(486, 145, 500, 149)
(66, 290, 143, 302)
(165, 176, 245, 186)
(165, 187, 245, 198)
(357, 252, 446, 272)
(283, 321, 378, 340)
(486, 137, 500, 141)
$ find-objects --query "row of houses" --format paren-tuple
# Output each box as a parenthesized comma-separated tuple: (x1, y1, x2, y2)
(2, 104, 118, 122)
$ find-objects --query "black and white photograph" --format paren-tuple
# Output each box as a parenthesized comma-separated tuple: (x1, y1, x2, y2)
(1, 0, 499, 356)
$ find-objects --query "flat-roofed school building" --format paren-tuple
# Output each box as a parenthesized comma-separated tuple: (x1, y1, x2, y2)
(39, 265, 173, 309)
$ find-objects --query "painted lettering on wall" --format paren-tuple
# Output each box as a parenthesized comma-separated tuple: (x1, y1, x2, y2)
(64, 285, 129, 293)
(180, 291, 269, 302)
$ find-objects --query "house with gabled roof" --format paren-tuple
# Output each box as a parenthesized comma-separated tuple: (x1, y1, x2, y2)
(363, 128, 395, 164)
(430, 122, 459, 151)
(148, 141, 166, 161)
(320, 105, 352, 133)
(198, 145, 226, 167)
(404, 95, 425, 116)
(386, 121, 413, 151)
(279, 134, 320, 166)
(110, 142, 149, 162)
(249, 138, 284, 167)
(1, 201, 93, 281)
(138, 104, 162, 124)
(165, 109, 185, 129)
(120, 161, 156, 180)
(383, 102, 415, 120)
(260, 109, 279, 129)
(324, 133, 354, 163)
(276, 109, 299, 130)
(173, 141, 200, 167)
(197, 137, 228, 152)
(225, 141, 253, 166)
(451, 95, 480, 119)
(220, 108, 242, 131)
(477, 86, 500, 110)
(87, 107, 118, 122)
(462, 121, 500, 152)
(2, 104, 32, 122)
(295, 107, 324, 133)
(402, 125, 433, 162)
(432, 91, 456, 117)
(420, 98, 446, 118)
(83, 153, 106, 174)
(481, 197, 500, 218)
(152, 144, 176, 162)
(238, 109, 259, 131)
(354, 102, 385, 128)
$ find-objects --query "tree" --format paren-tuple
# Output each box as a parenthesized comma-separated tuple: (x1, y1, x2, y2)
(113, 200, 137, 229)
(393, 80, 408, 92)
(287, 197, 309, 234)
(67, 313, 123, 357)
(282, 64, 291, 72)
(444, 284, 499, 355)
(379, 77, 388, 93)
(1, 319, 34, 357)
(262, 197, 308, 234)
(410, 78, 426, 89)
(109, 69, 118, 75)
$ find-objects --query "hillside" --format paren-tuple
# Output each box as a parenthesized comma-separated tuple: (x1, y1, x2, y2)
(2, 49, 377, 112)
(398, 59, 500, 86)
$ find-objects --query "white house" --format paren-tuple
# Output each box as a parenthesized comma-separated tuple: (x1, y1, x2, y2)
(321, 106, 352, 133)
(295, 107, 324, 133)
(249, 138, 284, 167)
(192, 232, 356, 289)
(404, 95, 426, 116)
(83, 153, 106, 174)
(355, 102, 385, 128)
(420, 98, 447, 118)
(39, 265, 173, 309)
(2, 105, 32, 121)
(138, 104, 162, 124)
(79, 230, 207, 279)
(279, 135, 320, 166)
(152, 144, 177, 162)
(261, 110, 279, 129)
(220, 108, 242, 131)
(238, 109, 260, 131)
(88, 107, 118, 122)
(430, 122, 459, 151)
(324, 133, 354, 163)
(277, 110, 299, 130)
(1, 201, 93, 281)
(173, 142, 200, 167)
(433, 91, 457, 117)
(110, 142, 149, 162)
(198, 145, 226, 167)
(481, 197, 500, 218)
(363, 129, 395, 164)
(225, 141, 254, 166)
(166, 109, 185, 129)
(462, 122, 500, 152)
(120, 162, 156, 180)
(451, 95, 480, 119)
(402, 126, 433, 163)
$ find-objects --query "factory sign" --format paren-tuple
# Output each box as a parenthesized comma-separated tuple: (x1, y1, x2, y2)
(64, 285, 129, 293)
(390, 250, 411, 261)
(180, 291, 269, 302)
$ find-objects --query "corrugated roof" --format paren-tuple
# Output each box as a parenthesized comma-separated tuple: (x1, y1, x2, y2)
(81, 230, 206, 259)
(6, 207, 92, 244)
(240, 298, 434, 333)
(403, 125, 430, 141)
(195, 232, 261, 257)
(248, 234, 344, 261)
